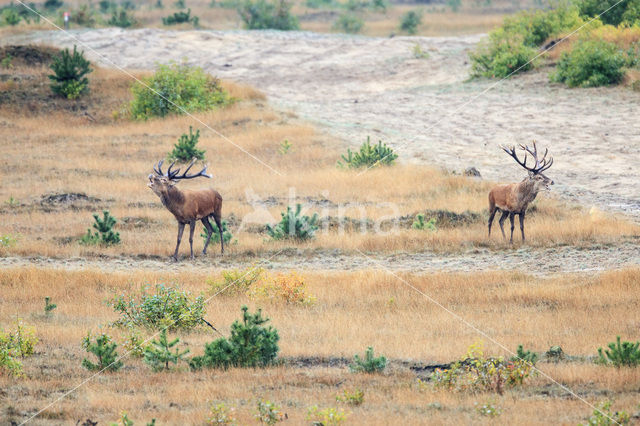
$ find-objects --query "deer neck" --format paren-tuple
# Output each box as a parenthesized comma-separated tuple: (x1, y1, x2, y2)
(160, 186, 185, 214)
(517, 178, 539, 208)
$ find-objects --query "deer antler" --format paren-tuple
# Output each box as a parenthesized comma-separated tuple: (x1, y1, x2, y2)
(152, 158, 212, 180)
(501, 141, 553, 174)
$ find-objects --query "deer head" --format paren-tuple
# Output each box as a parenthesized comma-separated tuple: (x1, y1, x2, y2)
(148, 158, 212, 196)
(501, 141, 554, 191)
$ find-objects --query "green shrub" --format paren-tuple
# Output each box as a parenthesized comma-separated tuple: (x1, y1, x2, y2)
(338, 136, 398, 169)
(579, 400, 631, 426)
(470, 30, 536, 78)
(400, 10, 421, 35)
(254, 399, 285, 425)
(81, 332, 123, 372)
(597, 336, 640, 367)
(475, 400, 502, 418)
(502, 6, 583, 48)
(0, 320, 37, 377)
(345, 0, 367, 11)
(48, 45, 92, 99)
(201, 220, 233, 247)
(44, 0, 64, 10)
(577, 0, 640, 26)
(162, 8, 199, 25)
(208, 266, 265, 296)
(431, 343, 534, 393)
(70, 4, 97, 27)
(350, 346, 386, 373)
(278, 139, 292, 155)
(129, 62, 229, 120)
(306, 406, 348, 425)
(0, 234, 17, 248)
(190, 306, 279, 369)
(247, 271, 316, 306)
(266, 203, 319, 241)
(144, 328, 190, 371)
(169, 126, 205, 162)
(122, 328, 147, 358)
(1, 54, 12, 69)
(239, 0, 299, 30)
(333, 13, 363, 34)
(80, 210, 121, 246)
(305, 0, 335, 8)
(44, 296, 57, 315)
(2, 7, 21, 26)
(372, 0, 387, 12)
(208, 402, 237, 425)
(511, 344, 538, 364)
(412, 214, 436, 231)
(109, 283, 206, 331)
(99, 0, 117, 13)
(108, 8, 137, 27)
(336, 388, 364, 406)
(552, 39, 626, 87)
(447, 0, 461, 12)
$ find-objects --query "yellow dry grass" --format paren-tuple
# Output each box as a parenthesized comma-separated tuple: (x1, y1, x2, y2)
(1, 267, 640, 424)
(0, 64, 638, 261)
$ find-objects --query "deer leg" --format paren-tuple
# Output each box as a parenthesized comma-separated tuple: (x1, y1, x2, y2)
(188, 220, 196, 260)
(173, 222, 185, 261)
(498, 211, 509, 240)
(488, 207, 498, 237)
(519, 211, 526, 242)
(212, 213, 224, 254)
(509, 212, 515, 244)
(201, 217, 214, 255)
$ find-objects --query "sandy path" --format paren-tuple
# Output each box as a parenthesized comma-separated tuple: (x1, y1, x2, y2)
(6, 28, 640, 221)
(1, 240, 638, 275)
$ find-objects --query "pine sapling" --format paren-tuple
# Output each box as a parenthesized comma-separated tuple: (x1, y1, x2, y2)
(44, 297, 57, 316)
(168, 126, 205, 162)
(144, 328, 190, 371)
(82, 333, 123, 372)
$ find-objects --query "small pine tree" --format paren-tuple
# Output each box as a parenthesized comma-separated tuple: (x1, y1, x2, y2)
(266, 204, 319, 241)
(81, 210, 121, 246)
(144, 328, 190, 371)
(597, 336, 640, 367)
(48, 45, 92, 99)
(82, 333, 123, 372)
(44, 297, 57, 315)
(168, 127, 205, 162)
(511, 344, 538, 364)
(201, 220, 233, 246)
(349, 346, 387, 373)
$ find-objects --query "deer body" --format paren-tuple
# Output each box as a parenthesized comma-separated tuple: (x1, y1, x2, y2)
(148, 159, 224, 261)
(488, 143, 554, 243)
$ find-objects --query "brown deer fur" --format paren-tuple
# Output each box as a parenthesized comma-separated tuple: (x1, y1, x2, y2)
(148, 161, 224, 261)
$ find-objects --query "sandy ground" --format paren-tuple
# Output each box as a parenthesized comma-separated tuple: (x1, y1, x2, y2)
(7, 28, 640, 222)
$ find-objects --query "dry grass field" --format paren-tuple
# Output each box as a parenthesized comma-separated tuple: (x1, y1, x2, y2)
(2, 266, 640, 424)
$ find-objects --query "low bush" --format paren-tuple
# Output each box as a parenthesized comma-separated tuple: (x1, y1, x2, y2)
(239, 0, 299, 30)
(333, 13, 363, 34)
(109, 283, 206, 331)
(162, 8, 199, 25)
(247, 271, 316, 305)
(511, 344, 538, 365)
(44, 296, 57, 316)
(0, 320, 38, 377)
(81, 210, 120, 246)
(48, 45, 92, 100)
(475, 400, 502, 418)
(350, 346, 386, 373)
(579, 400, 631, 425)
(208, 402, 237, 425)
(190, 306, 279, 369)
(169, 126, 205, 162)
(431, 343, 534, 393)
(412, 213, 436, 231)
(306, 406, 348, 425)
(577, 0, 640, 27)
(81, 332, 123, 372)
(1, 7, 21, 26)
(208, 266, 265, 296)
(597, 336, 640, 367)
(336, 388, 364, 406)
(255, 400, 285, 425)
(70, 5, 97, 27)
(400, 10, 421, 35)
(108, 8, 137, 28)
(130, 62, 229, 120)
(338, 136, 398, 168)
(552, 39, 626, 87)
(144, 328, 190, 371)
(44, 0, 63, 10)
(266, 204, 319, 241)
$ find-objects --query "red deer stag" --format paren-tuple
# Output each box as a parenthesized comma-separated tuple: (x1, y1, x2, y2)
(148, 159, 224, 261)
(488, 142, 554, 243)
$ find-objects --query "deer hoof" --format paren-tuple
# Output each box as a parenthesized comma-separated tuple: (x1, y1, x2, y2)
(171, 255, 179, 262)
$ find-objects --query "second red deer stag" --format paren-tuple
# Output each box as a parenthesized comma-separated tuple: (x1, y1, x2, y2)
(148, 159, 224, 261)
(488, 142, 554, 243)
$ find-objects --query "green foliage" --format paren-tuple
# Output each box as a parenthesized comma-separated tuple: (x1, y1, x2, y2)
(431, 342, 534, 393)
(502, 5, 583, 48)
(266, 203, 319, 241)
(70, 4, 97, 27)
(208, 266, 265, 296)
(201, 220, 234, 247)
(333, 13, 363, 34)
(552, 39, 626, 87)
(108, 8, 137, 27)
(546, 345, 564, 361)
(48, 45, 92, 99)
(175, 0, 187, 7)
(109, 283, 206, 331)
(336, 387, 364, 406)
(400, 10, 421, 35)
(412, 214, 436, 231)
(2, 7, 21, 26)
(208, 402, 237, 425)
(0, 234, 17, 248)
(99, 0, 117, 13)
(278, 139, 292, 155)
(129, 61, 229, 120)
(122, 328, 147, 358)
(372, 0, 387, 12)
(0, 319, 38, 376)
(412, 43, 429, 59)
(350, 346, 387, 373)
(110, 411, 157, 426)
(307, 406, 348, 425)
(239, 0, 299, 30)
(338, 136, 398, 169)
(1, 54, 12, 69)
(81, 332, 123, 372)
(577, 0, 640, 26)
(81, 210, 121, 246)
(475, 400, 502, 417)
(447, 0, 461, 12)
(597, 336, 640, 367)
(305, 0, 336, 8)
(511, 344, 538, 365)
(44, 0, 64, 10)
(169, 126, 205, 162)
(144, 328, 190, 371)
(254, 400, 285, 425)
(162, 8, 199, 25)
(44, 296, 57, 315)
(579, 400, 631, 426)
(190, 306, 279, 369)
